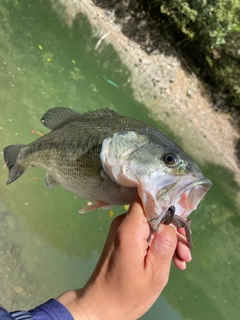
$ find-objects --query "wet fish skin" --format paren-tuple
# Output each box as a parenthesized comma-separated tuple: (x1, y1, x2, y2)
(3, 107, 188, 203)
(3, 107, 211, 234)
(4, 108, 140, 206)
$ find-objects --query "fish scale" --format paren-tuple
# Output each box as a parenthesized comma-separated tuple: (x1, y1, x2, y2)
(3, 107, 212, 248)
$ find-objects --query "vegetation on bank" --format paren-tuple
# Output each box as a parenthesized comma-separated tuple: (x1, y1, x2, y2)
(139, 0, 240, 123)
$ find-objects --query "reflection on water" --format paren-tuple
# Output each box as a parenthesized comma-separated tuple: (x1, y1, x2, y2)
(0, 1, 239, 319)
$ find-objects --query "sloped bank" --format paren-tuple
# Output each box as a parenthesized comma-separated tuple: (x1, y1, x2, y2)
(57, 0, 240, 187)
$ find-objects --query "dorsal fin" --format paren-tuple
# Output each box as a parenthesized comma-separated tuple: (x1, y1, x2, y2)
(41, 107, 81, 130)
(83, 108, 120, 117)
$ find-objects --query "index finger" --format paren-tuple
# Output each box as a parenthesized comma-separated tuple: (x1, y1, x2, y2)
(120, 196, 150, 242)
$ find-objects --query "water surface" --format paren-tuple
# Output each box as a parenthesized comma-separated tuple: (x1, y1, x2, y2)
(0, 1, 239, 319)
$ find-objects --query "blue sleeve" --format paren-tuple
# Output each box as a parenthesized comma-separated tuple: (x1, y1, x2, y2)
(0, 306, 33, 320)
(0, 306, 15, 320)
(29, 299, 74, 320)
(0, 299, 74, 320)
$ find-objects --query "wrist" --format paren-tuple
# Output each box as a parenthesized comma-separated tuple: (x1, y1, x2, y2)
(75, 283, 125, 320)
(57, 285, 124, 320)
(57, 290, 94, 320)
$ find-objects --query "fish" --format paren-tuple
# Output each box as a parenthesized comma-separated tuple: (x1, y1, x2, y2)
(3, 107, 212, 243)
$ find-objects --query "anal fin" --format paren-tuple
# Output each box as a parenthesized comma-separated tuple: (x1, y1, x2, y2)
(79, 201, 110, 214)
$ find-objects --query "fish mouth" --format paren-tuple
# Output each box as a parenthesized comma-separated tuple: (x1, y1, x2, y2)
(169, 176, 212, 219)
(150, 175, 212, 230)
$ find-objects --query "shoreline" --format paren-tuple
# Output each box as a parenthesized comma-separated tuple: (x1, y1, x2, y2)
(58, 0, 240, 185)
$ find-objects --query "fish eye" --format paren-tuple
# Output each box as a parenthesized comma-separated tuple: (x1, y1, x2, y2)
(163, 153, 178, 166)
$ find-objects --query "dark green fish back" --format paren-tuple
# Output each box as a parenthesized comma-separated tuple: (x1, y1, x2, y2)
(24, 108, 183, 167)
(4, 108, 188, 206)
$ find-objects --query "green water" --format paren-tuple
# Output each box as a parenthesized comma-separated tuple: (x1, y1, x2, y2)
(0, 1, 239, 319)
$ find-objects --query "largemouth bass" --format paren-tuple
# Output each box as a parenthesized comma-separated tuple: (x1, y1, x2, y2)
(3, 107, 212, 244)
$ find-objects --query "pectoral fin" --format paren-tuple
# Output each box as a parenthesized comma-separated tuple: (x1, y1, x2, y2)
(45, 173, 59, 188)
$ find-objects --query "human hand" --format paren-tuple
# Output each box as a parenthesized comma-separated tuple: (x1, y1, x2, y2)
(58, 198, 191, 320)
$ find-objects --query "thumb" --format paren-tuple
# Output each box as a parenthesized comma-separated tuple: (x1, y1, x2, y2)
(146, 224, 177, 287)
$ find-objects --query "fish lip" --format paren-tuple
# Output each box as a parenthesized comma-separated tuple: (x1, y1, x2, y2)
(156, 175, 212, 220)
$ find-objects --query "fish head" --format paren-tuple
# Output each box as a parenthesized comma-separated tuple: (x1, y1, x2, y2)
(100, 131, 212, 230)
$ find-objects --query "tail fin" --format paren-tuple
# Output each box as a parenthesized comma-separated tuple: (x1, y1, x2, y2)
(3, 144, 25, 185)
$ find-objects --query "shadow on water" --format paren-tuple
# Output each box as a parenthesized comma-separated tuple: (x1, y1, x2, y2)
(92, 0, 240, 121)
(91, 0, 176, 57)
(0, 1, 240, 319)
